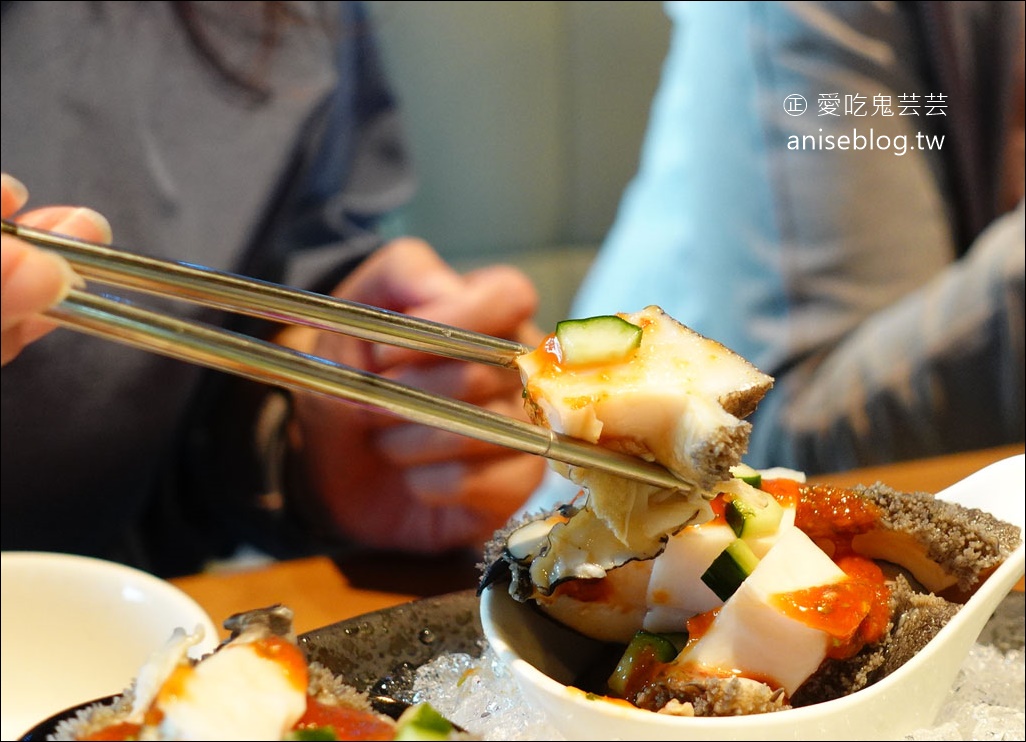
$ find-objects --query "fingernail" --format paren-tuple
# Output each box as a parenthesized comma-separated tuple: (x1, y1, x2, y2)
(53, 253, 87, 291)
(70, 207, 113, 243)
(28, 250, 87, 309)
(2, 174, 29, 209)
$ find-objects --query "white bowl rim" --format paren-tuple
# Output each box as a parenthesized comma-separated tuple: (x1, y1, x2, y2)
(1, 550, 221, 739)
(1, 549, 219, 634)
(479, 454, 1025, 738)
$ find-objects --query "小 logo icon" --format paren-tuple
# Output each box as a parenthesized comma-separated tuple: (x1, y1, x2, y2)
(783, 94, 807, 116)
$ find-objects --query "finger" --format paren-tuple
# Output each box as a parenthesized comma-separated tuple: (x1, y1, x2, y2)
(416, 263, 539, 334)
(17, 206, 113, 244)
(360, 360, 528, 437)
(1, 237, 83, 331)
(372, 264, 539, 369)
(386, 360, 524, 406)
(340, 238, 464, 310)
(334, 238, 538, 365)
(0, 200, 103, 363)
(404, 453, 547, 521)
(0, 317, 59, 365)
(374, 394, 532, 466)
(1, 174, 29, 217)
(0, 238, 79, 364)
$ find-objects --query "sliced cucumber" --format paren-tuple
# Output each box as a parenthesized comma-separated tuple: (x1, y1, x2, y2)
(660, 631, 690, 654)
(725, 492, 784, 540)
(730, 462, 763, 488)
(607, 630, 683, 697)
(701, 539, 760, 601)
(554, 315, 643, 366)
(394, 703, 456, 740)
(285, 728, 337, 741)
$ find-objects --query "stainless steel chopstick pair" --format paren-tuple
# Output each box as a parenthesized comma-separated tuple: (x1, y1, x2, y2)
(3, 219, 691, 491)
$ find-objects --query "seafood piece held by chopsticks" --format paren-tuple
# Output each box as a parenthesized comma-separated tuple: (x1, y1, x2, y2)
(500, 305, 773, 597)
(518, 305, 772, 489)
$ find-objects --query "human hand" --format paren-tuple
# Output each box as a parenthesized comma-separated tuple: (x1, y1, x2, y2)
(285, 237, 547, 553)
(1, 174, 111, 365)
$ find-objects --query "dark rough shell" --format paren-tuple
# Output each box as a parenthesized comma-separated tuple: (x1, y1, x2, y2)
(790, 573, 960, 707)
(854, 483, 1022, 593)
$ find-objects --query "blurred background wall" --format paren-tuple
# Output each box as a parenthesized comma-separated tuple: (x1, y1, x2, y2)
(367, 1, 670, 330)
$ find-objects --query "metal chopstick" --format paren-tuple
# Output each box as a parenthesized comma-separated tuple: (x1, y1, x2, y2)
(46, 289, 691, 492)
(2, 220, 530, 368)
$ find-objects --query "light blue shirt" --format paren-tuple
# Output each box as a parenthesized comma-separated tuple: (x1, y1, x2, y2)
(528, 1, 1024, 510)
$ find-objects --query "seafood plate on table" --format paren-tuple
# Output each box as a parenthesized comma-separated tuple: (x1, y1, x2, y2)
(29, 604, 470, 741)
(17, 305, 1022, 741)
(478, 305, 1024, 740)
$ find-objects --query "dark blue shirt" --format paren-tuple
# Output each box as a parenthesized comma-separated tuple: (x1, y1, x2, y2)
(0, 1, 413, 574)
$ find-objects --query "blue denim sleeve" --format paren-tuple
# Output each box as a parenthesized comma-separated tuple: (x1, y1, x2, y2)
(570, 1, 1024, 473)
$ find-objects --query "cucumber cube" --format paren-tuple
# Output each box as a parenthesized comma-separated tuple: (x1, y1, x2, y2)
(394, 703, 455, 740)
(726, 494, 784, 540)
(554, 315, 643, 366)
(607, 630, 684, 697)
(701, 539, 760, 601)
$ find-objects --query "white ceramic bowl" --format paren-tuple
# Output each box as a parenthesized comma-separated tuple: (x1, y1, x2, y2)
(480, 454, 1025, 741)
(1, 551, 220, 740)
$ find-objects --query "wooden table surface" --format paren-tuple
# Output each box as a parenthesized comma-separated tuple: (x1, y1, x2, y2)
(171, 443, 1025, 638)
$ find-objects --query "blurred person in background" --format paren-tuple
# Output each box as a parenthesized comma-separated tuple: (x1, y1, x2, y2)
(1, 1, 545, 576)
(538, 0, 1023, 506)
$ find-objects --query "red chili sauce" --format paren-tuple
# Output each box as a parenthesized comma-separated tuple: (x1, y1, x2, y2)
(80, 696, 396, 741)
(762, 479, 891, 657)
(294, 698, 396, 740)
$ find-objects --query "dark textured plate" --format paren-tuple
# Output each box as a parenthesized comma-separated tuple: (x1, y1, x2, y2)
(299, 588, 485, 705)
(20, 590, 485, 740)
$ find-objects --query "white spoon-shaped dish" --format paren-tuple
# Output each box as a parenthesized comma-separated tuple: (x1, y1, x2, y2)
(480, 454, 1024, 741)
(1, 552, 219, 741)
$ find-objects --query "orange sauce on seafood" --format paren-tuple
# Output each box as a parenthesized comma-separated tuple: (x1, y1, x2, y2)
(791, 483, 883, 556)
(84, 637, 314, 740)
(294, 698, 396, 740)
(685, 608, 719, 643)
(79, 697, 397, 741)
(154, 662, 192, 713)
(567, 685, 638, 708)
(762, 479, 890, 659)
(553, 574, 613, 602)
(538, 333, 561, 365)
(79, 697, 396, 741)
(706, 494, 728, 526)
(772, 554, 889, 660)
(80, 722, 142, 741)
(532, 331, 641, 374)
(253, 635, 309, 691)
(758, 477, 801, 506)
(835, 555, 891, 648)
